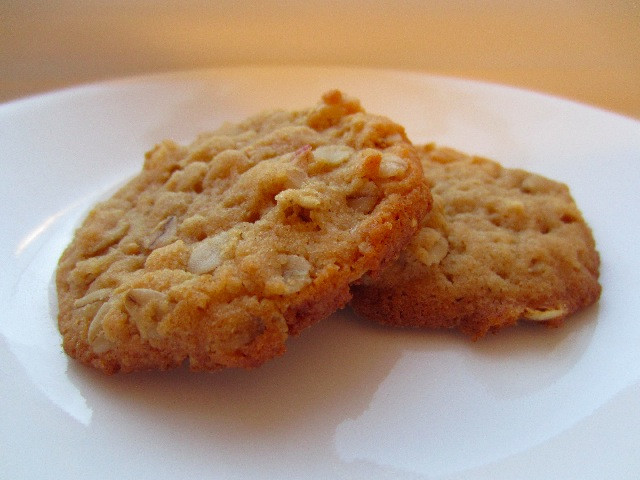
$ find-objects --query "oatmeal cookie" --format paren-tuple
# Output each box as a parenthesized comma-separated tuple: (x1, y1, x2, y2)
(56, 91, 431, 373)
(351, 144, 601, 338)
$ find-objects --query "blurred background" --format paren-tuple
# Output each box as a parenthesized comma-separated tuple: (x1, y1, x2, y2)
(2, 0, 639, 119)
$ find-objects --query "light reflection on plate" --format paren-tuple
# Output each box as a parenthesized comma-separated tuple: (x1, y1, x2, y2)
(1, 66, 639, 479)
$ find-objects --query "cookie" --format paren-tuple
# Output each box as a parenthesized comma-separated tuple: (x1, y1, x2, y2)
(351, 144, 601, 339)
(56, 90, 431, 373)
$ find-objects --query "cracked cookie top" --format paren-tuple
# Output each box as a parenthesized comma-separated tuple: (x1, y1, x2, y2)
(56, 90, 431, 373)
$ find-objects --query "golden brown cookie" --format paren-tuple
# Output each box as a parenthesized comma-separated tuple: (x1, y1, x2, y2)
(351, 144, 601, 339)
(56, 91, 431, 373)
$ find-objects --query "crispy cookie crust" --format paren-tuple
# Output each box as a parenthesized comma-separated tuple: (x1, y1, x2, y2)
(56, 91, 431, 373)
(351, 145, 601, 339)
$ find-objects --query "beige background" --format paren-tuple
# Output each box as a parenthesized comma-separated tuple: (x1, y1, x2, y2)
(2, 1, 639, 119)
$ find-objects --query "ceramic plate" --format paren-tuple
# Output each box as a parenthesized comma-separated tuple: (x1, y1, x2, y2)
(2, 66, 639, 479)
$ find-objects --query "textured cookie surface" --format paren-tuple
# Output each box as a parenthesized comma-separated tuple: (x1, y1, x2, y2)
(351, 144, 601, 338)
(56, 91, 431, 373)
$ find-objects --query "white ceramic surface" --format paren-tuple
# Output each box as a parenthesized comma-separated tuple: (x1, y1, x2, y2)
(1, 66, 639, 479)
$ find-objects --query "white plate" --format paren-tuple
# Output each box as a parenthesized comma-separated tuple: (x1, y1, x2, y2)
(2, 66, 639, 479)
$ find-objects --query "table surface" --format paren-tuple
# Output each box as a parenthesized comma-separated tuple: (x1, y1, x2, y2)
(2, 1, 639, 120)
